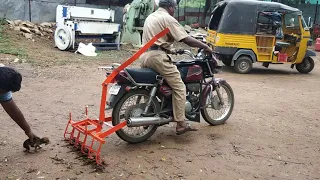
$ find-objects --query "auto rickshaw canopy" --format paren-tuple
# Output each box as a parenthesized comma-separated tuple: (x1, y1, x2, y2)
(209, 0, 302, 35)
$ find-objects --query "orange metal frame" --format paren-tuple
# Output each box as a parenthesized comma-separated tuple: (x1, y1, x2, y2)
(64, 28, 170, 165)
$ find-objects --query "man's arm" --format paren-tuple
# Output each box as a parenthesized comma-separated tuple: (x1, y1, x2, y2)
(181, 36, 212, 52)
(1, 98, 36, 140)
(167, 17, 212, 53)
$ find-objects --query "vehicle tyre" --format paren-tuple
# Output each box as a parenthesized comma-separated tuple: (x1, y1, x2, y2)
(296, 57, 315, 74)
(112, 89, 160, 144)
(201, 81, 234, 125)
(234, 56, 253, 74)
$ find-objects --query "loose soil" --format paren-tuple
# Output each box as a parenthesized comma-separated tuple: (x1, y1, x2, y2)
(0, 25, 320, 180)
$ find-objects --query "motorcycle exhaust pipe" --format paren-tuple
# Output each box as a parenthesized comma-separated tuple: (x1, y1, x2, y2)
(127, 116, 173, 127)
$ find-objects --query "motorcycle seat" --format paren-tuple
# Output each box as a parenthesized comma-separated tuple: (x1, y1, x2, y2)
(125, 68, 160, 84)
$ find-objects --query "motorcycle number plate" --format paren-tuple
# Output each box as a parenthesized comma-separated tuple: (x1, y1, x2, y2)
(109, 85, 121, 95)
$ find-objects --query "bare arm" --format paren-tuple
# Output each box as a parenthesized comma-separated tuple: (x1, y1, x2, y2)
(181, 36, 212, 52)
(1, 99, 35, 139)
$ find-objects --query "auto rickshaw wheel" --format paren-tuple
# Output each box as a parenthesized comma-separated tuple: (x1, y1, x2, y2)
(234, 56, 253, 74)
(296, 57, 315, 74)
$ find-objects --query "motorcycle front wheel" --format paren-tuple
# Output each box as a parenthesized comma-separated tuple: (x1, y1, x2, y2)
(201, 81, 234, 125)
(112, 89, 160, 144)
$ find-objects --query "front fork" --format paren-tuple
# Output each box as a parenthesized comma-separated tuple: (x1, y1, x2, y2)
(210, 78, 224, 106)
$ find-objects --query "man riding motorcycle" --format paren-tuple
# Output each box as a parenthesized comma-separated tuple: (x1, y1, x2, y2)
(139, 0, 213, 135)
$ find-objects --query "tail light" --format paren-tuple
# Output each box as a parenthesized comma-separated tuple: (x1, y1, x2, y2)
(114, 71, 130, 84)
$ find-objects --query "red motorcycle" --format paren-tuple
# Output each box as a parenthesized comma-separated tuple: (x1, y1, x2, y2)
(103, 49, 235, 143)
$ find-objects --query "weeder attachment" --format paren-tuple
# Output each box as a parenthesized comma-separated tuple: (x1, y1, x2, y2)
(63, 28, 170, 166)
(64, 107, 127, 165)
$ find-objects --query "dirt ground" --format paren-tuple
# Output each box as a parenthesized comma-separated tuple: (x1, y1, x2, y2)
(0, 25, 320, 180)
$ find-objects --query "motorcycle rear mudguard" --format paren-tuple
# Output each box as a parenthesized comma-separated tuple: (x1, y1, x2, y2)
(106, 85, 127, 109)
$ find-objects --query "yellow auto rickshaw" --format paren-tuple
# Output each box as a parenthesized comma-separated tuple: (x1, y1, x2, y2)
(206, 0, 316, 74)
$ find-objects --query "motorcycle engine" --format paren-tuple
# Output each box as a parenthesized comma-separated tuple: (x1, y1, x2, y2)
(186, 83, 200, 93)
(185, 92, 200, 114)
(185, 100, 192, 113)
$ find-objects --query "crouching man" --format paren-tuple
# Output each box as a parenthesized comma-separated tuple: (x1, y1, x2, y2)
(0, 66, 39, 143)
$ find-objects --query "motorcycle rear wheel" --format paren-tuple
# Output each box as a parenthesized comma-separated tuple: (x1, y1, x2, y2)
(112, 89, 160, 143)
(201, 81, 234, 125)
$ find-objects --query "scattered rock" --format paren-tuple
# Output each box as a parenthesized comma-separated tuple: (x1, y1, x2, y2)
(75, 170, 83, 175)
(20, 26, 31, 33)
(9, 19, 55, 39)
(6, 20, 14, 25)
(13, 58, 20, 63)
(0, 141, 6, 146)
(33, 26, 39, 31)
(14, 26, 20, 31)
(25, 22, 35, 28)
(38, 26, 44, 31)
(40, 22, 52, 28)
(68, 178, 78, 180)
(31, 28, 42, 36)
(14, 20, 22, 25)
(44, 28, 53, 33)
(27, 168, 37, 173)
(24, 33, 33, 40)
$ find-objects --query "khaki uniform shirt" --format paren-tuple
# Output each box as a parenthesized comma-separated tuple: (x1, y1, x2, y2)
(142, 7, 189, 51)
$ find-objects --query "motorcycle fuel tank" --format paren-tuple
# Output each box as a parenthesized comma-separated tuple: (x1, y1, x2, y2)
(185, 65, 203, 82)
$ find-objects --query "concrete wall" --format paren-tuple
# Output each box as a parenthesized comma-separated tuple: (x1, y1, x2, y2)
(1, 0, 319, 26)
(0, 0, 124, 24)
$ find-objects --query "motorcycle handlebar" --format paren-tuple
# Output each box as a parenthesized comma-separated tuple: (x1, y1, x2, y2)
(175, 49, 213, 61)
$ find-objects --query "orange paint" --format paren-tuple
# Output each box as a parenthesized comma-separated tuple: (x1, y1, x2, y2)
(64, 28, 170, 165)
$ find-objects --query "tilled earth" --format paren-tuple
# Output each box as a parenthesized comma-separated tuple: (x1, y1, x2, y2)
(0, 25, 320, 180)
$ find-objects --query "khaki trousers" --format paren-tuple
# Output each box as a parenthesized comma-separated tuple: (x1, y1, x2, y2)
(140, 50, 186, 122)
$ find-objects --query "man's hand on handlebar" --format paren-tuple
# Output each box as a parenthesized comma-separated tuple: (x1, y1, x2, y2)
(203, 45, 213, 54)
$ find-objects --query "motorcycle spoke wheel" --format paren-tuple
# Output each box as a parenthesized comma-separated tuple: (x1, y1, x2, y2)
(201, 81, 234, 125)
(120, 96, 154, 137)
(112, 89, 160, 143)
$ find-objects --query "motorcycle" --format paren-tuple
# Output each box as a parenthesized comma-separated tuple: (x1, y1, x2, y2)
(101, 48, 235, 143)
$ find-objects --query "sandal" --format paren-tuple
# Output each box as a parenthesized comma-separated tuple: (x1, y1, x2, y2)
(176, 123, 198, 135)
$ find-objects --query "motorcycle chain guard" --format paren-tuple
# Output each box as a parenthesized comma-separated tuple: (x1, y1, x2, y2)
(63, 28, 170, 166)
